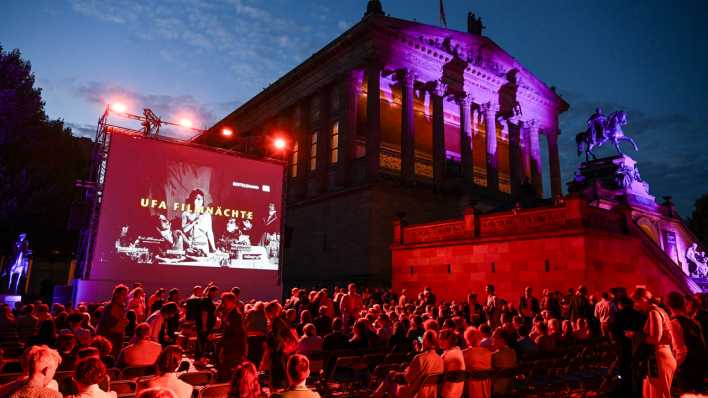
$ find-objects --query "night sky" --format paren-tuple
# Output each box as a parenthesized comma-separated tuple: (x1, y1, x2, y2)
(2, 0, 707, 215)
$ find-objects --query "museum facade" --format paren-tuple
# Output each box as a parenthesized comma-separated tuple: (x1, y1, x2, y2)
(196, 2, 571, 288)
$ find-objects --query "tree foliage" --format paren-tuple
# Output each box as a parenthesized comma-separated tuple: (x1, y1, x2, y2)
(0, 44, 92, 257)
(688, 194, 708, 246)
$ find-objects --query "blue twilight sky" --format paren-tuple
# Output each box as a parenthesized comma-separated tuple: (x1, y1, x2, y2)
(1, 0, 707, 215)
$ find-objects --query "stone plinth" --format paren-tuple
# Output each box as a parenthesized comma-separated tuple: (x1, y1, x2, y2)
(391, 196, 700, 301)
(568, 155, 656, 209)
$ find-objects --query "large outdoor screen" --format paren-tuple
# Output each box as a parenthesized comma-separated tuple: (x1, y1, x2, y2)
(90, 132, 283, 281)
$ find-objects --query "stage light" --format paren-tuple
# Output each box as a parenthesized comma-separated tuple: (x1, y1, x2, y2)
(110, 103, 127, 113)
(273, 137, 287, 150)
(179, 118, 193, 128)
(221, 128, 234, 137)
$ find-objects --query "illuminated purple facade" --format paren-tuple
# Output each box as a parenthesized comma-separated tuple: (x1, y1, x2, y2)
(198, 7, 570, 287)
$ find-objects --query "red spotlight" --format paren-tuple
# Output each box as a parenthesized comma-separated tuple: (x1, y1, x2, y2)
(110, 102, 127, 113)
(221, 128, 234, 137)
(273, 137, 287, 150)
(179, 118, 193, 128)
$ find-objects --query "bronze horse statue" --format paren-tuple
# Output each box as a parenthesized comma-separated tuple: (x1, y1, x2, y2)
(576, 110, 638, 161)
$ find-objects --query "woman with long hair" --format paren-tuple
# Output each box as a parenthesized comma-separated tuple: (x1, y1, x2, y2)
(181, 188, 215, 255)
(128, 287, 146, 322)
(228, 361, 261, 398)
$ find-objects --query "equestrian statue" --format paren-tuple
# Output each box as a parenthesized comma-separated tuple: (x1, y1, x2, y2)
(576, 108, 639, 161)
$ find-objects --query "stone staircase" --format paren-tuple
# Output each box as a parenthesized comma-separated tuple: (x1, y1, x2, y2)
(691, 277, 708, 293)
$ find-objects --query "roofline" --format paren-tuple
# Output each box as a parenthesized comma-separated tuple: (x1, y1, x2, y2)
(204, 13, 569, 138)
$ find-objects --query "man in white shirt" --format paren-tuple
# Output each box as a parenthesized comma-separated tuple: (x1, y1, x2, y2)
(594, 292, 613, 337)
(117, 323, 162, 367)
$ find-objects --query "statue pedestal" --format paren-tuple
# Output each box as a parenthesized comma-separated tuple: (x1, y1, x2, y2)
(568, 155, 656, 209)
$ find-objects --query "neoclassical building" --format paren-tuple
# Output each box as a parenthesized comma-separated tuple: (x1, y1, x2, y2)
(197, 1, 569, 288)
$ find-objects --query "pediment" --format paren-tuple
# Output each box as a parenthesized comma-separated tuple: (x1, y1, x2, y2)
(371, 17, 567, 111)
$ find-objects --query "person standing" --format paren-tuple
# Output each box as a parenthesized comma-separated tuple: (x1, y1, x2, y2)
(518, 287, 540, 322)
(666, 292, 706, 393)
(216, 293, 248, 381)
(195, 286, 218, 357)
(630, 288, 676, 398)
(339, 283, 363, 329)
(97, 284, 129, 358)
(594, 292, 613, 337)
(484, 285, 500, 329)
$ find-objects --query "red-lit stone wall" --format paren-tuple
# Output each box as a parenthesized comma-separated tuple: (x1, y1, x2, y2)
(391, 197, 695, 301)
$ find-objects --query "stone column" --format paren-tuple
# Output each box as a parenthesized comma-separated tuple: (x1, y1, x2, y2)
(526, 119, 543, 196)
(520, 124, 531, 186)
(547, 128, 562, 199)
(399, 69, 416, 185)
(317, 85, 331, 193)
(508, 122, 522, 196)
(431, 81, 447, 188)
(336, 70, 360, 187)
(366, 62, 382, 181)
(482, 101, 499, 191)
(457, 93, 474, 184)
(296, 100, 311, 196)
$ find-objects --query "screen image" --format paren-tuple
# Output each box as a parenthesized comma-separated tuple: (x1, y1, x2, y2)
(90, 132, 284, 280)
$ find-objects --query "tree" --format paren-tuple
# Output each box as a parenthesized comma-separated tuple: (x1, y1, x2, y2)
(688, 194, 708, 246)
(0, 44, 92, 258)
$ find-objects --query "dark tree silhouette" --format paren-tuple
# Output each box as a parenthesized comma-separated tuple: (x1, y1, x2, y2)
(0, 44, 92, 258)
(688, 194, 708, 246)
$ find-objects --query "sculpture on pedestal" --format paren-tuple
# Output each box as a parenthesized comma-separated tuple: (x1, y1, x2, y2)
(686, 242, 708, 277)
(2, 233, 31, 293)
(576, 108, 639, 161)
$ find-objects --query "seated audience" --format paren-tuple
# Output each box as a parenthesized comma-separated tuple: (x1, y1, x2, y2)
(66, 312, 93, 347)
(117, 323, 163, 368)
(373, 330, 443, 398)
(6, 345, 62, 398)
(439, 329, 465, 398)
(478, 324, 493, 350)
(281, 354, 321, 398)
(137, 387, 178, 398)
(26, 319, 57, 348)
(7, 278, 708, 398)
(143, 346, 192, 398)
(491, 330, 518, 397)
(90, 336, 115, 368)
(228, 361, 261, 398)
(57, 332, 79, 371)
(297, 323, 323, 356)
(462, 327, 492, 398)
(322, 318, 349, 351)
(71, 356, 117, 398)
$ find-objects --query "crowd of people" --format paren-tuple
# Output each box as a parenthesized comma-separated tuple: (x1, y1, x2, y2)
(0, 281, 706, 397)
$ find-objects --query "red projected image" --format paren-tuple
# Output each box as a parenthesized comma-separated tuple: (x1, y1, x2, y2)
(92, 133, 282, 277)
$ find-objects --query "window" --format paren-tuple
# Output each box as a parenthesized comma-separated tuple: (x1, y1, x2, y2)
(310, 131, 318, 171)
(330, 121, 339, 163)
(290, 142, 299, 177)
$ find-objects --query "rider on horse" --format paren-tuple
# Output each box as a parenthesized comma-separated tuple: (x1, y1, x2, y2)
(586, 107, 607, 145)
